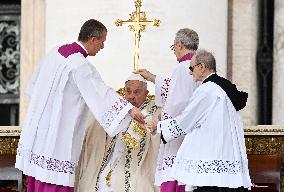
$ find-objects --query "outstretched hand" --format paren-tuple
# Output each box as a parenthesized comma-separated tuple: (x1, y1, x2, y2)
(134, 69, 156, 83)
(146, 116, 159, 134)
(129, 107, 145, 124)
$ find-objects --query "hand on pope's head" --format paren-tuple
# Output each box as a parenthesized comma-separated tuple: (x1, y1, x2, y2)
(129, 107, 145, 124)
(134, 69, 156, 83)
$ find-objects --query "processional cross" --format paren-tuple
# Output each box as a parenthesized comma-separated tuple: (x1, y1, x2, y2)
(115, 0, 161, 71)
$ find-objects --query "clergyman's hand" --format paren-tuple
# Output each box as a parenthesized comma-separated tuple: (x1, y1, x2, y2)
(129, 107, 145, 124)
(146, 119, 158, 134)
(134, 69, 156, 83)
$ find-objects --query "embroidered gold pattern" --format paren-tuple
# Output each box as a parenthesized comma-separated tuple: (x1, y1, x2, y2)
(105, 169, 113, 187)
(122, 132, 140, 149)
(132, 121, 146, 137)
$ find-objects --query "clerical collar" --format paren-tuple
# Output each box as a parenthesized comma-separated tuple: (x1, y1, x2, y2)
(76, 41, 88, 55)
(178, 52, 194, 63)
(58, 42, 88, 58)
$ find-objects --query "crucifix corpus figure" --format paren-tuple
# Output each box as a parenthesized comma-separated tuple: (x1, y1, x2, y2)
(115, 0, 161, 71)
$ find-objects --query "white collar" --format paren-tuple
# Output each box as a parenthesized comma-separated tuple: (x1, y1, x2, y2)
(202, 73, 215, 83)
(76, 41, 88, 54)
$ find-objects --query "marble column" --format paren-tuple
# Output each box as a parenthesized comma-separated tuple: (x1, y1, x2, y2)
(19, 0, 45, 124)
(272, 0, 284, 124)
(229, 0, 259, 125)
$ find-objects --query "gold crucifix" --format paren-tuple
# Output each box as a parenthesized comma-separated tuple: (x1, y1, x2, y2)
(115, 0, 161, 71)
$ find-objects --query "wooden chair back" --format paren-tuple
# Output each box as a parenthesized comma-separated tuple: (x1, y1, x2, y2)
(248, 154, 282, 191)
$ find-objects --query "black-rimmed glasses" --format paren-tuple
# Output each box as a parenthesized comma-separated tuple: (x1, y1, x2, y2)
(189, 63, 201, 72)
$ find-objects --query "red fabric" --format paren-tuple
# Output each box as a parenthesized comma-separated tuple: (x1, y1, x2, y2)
(27, 176, 74, 192)
(160, 180, 185, 192)
(178, 52, 194, 63)
(58, 42, 88, 58)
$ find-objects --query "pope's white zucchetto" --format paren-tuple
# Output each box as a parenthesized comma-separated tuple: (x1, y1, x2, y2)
(125, 73, 147, 84)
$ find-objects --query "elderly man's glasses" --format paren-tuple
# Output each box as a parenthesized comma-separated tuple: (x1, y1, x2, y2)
(170, 44, 175, 51)
(189, 63, 201, 72)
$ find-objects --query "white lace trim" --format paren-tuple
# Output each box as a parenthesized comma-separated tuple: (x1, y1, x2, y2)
(157, 155, 176, 171)
(167, 119, 186, 138)
(102, 97, 128, 128)
(161, 78, 171, 104)
(17, 144, 76, 174)
(175, 159, 243, 174)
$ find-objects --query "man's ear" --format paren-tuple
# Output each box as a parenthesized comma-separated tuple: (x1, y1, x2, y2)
(90, 36, 97, 43)
(177, 41, 183, 50)
(89, 36, 100, 44)
(201, 63, 207, 72)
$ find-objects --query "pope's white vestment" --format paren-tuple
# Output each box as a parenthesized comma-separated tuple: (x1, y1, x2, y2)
(76, 99, 161, 192)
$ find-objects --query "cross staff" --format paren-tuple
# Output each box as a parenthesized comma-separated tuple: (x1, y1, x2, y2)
(115, 0, 161, 71)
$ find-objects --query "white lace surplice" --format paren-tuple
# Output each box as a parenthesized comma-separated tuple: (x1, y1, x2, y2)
(154, 61, 197, 186)
(158, 82, 252, 188)
(15, 49, 132, 187)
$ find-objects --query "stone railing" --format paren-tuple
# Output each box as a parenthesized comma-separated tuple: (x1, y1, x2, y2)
(244, 125, 284, 191)
(0, 126, 21, 155)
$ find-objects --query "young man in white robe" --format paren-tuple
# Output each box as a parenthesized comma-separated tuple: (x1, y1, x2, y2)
(76, 74, 161, 192)
(15, 19, 144, 192)
(136, 28, 199, 192)
(150, 49, 252, 192)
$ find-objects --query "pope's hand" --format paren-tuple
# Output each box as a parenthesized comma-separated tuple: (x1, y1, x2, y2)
(129, 107, 145, 124)
(134, 69, 156, 83)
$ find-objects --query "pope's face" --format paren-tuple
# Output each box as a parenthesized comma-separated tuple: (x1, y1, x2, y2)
(88, 30, 107, 56)
(125, 80, 148, 108)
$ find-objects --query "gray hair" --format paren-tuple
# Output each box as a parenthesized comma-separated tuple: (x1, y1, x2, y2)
(195, 49, 216, 72)
(78, 19, 107, 42)
(175, 28, 199, 50)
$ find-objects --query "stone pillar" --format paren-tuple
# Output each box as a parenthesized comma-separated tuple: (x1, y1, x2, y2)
(272, 0, 284, 124)
(228, 0, 259, 125)
(20, 0, 45, 124)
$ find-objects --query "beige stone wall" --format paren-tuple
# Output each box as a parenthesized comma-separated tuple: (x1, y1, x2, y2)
(18, 1, 261, 127)
(18, 0, 228, 127)
(45, 0, 228, 92)
(19, 0, 45, 124)
(228, 0, 259, 125)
